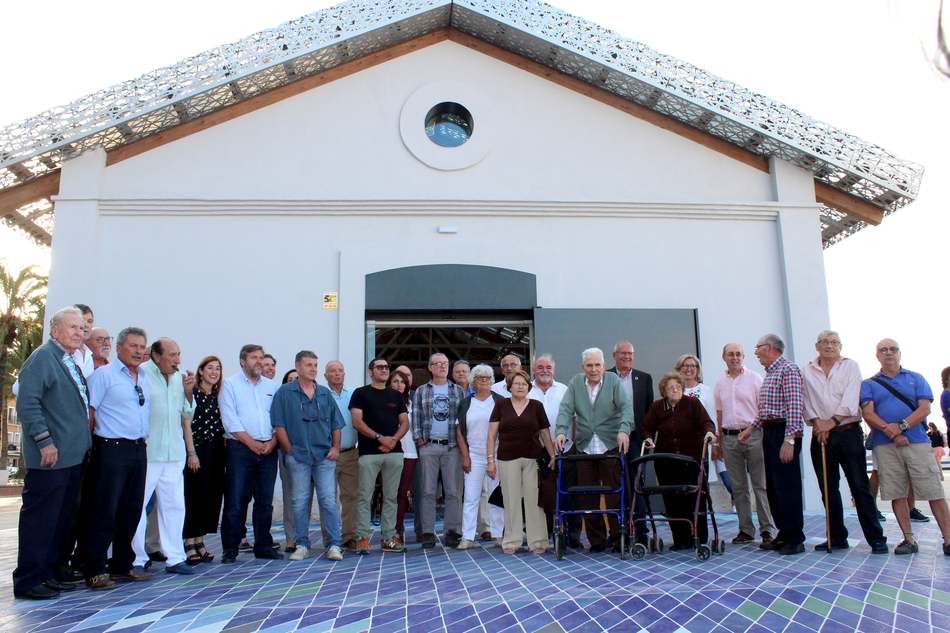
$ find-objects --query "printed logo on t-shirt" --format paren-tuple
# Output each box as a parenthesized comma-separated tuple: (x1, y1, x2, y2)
(386, 402, 397, 408)
(433, 394, 450, 421)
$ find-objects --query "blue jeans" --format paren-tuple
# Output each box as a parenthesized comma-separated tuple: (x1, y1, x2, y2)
(221, 440, 278, 554)
(286, 453, 340, 549)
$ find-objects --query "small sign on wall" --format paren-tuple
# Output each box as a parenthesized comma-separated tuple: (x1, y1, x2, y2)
(323, 292, 338, 310)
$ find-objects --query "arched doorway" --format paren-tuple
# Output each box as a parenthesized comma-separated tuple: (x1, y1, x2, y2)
(365, 264, 537, 383)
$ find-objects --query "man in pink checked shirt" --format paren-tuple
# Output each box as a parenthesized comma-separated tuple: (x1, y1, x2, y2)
(738, 333, 805, 555)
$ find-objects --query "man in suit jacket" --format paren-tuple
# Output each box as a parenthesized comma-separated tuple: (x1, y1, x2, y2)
(607, 340, 654, 546)
(13, 307, 92, 600)
(607, 341, 654, 446)
(555, 348, 632, 552)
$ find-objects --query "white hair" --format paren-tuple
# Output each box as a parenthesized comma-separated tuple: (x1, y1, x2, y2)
(49, 306, 82, 328)
(533, 353, 555, 366)
(581, 347, 604, 363)
(816, 330, 841, 343)
(471, 364, 495, 380)
(761, 333, 785, 353)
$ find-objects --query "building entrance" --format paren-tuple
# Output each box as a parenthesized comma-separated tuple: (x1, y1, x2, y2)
(365, 318, 532, 386)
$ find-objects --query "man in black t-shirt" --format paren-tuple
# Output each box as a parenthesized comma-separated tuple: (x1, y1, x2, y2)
(349, 359, 409, 554)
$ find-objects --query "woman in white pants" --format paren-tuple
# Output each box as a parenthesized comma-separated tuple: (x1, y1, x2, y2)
(455, 364, 505, 549)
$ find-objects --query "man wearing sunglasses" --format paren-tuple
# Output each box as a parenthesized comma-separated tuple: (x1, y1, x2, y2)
(861, 339, 950, 556)
(350, 359, 410, 554)
(82, 326, 152, 590)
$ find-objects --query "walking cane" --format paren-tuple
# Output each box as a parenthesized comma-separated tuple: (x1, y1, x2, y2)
(820, 438, 832, 553)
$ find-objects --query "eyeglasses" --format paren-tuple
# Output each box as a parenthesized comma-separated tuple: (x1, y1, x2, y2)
(92, 336, 113, 343)
(679, 363, 699, 369)
(877, 346, 899, 354)
(430, 361, 449, 367)
(134, 384, 145, 406)
(372, 364, 390, 370)
(817, 339, 841, 346)
(754, 343, 769, 350)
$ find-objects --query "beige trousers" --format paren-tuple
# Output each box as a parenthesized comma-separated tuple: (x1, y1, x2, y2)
(498, 457, 547, 551)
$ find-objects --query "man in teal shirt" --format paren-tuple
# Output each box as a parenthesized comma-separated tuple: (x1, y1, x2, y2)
(131, 338, 197, 575)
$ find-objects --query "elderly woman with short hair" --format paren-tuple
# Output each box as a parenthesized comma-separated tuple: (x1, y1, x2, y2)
(643, 372, 716, 550)
(487, 370, 556, 554)
(455, 364, 506, 549)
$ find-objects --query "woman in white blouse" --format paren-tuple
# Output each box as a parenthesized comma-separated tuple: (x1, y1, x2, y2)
(676, 354, 733, 496)
(455, 364, 506, 549)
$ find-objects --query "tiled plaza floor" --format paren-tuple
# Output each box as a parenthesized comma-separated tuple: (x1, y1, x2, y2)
(1, 510, 949, 632)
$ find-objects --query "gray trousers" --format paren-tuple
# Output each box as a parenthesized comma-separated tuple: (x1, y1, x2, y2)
(418, 443, 462, 535)
(722, 428, 775, 537)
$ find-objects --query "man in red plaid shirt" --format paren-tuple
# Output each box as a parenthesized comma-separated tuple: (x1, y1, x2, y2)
(738, 333, 805, 555)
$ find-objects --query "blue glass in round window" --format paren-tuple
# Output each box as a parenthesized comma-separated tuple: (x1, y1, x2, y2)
(424, 102, 473, 148)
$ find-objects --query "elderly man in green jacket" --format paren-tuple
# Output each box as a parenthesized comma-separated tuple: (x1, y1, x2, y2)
(555, 347, 633, 553)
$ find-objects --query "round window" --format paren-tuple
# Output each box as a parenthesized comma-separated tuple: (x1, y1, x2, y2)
(424, 102, 474, 147)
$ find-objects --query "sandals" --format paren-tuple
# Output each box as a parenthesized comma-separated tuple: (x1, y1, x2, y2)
(196, 543, 214, 563)
(185, 543, 202, 565)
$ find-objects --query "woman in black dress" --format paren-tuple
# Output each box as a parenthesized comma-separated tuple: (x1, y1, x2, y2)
(182, 355, 226, 563)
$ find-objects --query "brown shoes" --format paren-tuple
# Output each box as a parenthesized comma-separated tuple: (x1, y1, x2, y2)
(85, 574, 116, 591)
(731, 532, 754, 545)
(111, 567, 152, 582)
(760, 532, 773, 545)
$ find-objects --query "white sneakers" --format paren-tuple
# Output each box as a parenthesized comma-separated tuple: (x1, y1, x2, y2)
(456, 538, 475, 550)
(289, 545, 309, 561)
(326, 545, 343, 561)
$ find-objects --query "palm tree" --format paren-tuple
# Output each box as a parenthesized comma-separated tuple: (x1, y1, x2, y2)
(0, 262, 48, 470)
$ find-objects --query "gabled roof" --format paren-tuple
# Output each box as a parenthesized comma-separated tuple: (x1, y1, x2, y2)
(0, 0, 923, 247)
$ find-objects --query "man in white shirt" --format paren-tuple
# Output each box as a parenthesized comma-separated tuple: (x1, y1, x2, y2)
(803, 330, 886, 554)
(219, 344, 281, 562)
(528, 354, 577, 545)
(73, 304, 96, 378)
(492, 354, 522, 397)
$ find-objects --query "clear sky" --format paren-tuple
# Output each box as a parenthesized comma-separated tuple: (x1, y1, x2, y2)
(1, 0, 947, 400)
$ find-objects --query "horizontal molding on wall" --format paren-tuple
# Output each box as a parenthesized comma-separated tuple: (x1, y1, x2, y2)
(69, 198, 819, 222)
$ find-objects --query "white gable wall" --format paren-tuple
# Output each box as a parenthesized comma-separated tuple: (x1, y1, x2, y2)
(99, 41, 772, 202)
(47, 39, 829, 510)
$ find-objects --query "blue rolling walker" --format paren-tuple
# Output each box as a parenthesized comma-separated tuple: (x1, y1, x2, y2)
(552, 451, 627, 560)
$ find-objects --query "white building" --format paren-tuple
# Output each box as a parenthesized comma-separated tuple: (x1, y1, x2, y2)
(0, 0, 923, 510)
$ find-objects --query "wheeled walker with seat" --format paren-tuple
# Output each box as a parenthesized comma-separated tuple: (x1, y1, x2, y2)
(552, 451, 627, 560)
(627, 433, 724, 561)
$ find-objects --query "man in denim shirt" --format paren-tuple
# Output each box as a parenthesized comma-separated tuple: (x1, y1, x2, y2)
(273, 351, 345, 561)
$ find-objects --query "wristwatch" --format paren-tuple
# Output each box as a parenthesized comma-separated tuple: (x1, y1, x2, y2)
(898, 419, 909, 431)
(783, 437, 795, 446)
(374, 432, 382, 440)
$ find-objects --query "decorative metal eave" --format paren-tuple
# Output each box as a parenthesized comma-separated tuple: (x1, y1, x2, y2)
(0, 0, 923, 248)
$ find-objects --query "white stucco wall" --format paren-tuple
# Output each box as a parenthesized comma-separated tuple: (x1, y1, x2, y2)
(46, 38, 831, 510)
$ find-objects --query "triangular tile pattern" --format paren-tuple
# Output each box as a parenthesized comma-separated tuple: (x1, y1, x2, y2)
(2, 511, 949, 632)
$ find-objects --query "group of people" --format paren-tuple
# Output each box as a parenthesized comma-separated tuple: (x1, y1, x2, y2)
(11, 303, 950, 601)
